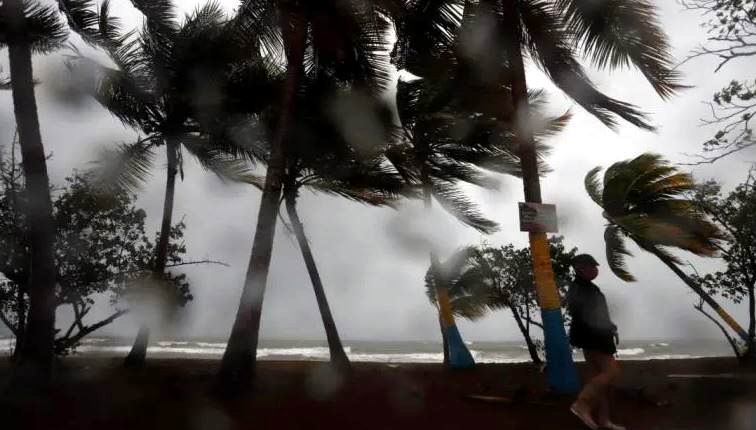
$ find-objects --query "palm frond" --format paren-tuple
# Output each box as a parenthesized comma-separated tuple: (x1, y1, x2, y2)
(584, 166, 604, 206)
(533, 110, 572, 140)
(91, 137, 157, 193)
(306, 179, 398, 207)
(234, 0, 283, 61)
(424, 246, 494, 321)
(97, 0, 121, 45)
(432, 181, 499, 234)
(326, 0, 395, 93)
(129, 0, 178, 35)
(180, 132, 265, 185)
(448, 294, 490, 320)
(430, 159, 500, 190)
(57, 0, 113, 47)
(392, 0, 465, 76)
(0, 0, 68, 54)
(519, 0, 653, 131)
(604, 225, 635, 282)
(556, 0, 684, 99)
(90, 62, 161, 130)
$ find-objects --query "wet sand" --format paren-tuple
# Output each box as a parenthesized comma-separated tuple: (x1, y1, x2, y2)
(1, 357, 755, 429)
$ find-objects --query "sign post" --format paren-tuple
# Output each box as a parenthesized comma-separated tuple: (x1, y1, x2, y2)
(519, 202, 558, 233)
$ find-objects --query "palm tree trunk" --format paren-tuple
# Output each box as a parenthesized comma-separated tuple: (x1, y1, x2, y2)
(3, 0, 58, 386)
(12, 285, 26, 362)
(422, 171, 474, 368)
(510, 304, 542, 365)
(747, 284, 756, 362)
(439, 313, 450, 366)
(503, 1, 578, 393)
(218, 7, 307, 394)
(650, 247, 749, 341)
(124, 140, 179, 368)
(284, 190, 351, 371)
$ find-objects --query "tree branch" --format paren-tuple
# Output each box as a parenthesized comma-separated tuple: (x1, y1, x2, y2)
(694, 300, 742, 359)
(56, 309, 130, 352)
(165, 260, 229, 268)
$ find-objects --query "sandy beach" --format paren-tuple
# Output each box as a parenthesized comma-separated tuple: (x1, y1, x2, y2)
(1, 357, 754, 429)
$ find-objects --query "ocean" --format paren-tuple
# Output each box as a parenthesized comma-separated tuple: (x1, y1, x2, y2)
(0, 337, 735, 362)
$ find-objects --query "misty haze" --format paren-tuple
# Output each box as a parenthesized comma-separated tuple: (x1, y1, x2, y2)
(1, 1, 756, 429)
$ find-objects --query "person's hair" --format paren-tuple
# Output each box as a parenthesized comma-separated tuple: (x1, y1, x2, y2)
(570, 254, 599, 268)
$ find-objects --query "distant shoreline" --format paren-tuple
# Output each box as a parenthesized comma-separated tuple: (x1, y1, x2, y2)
(0, 336, 734, 363)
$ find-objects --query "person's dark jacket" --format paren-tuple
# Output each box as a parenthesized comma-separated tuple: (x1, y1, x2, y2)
(567, 277, 618, 354)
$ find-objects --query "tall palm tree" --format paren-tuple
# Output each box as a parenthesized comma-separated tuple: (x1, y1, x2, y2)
(434, 0, 684, 392)
(390, 0, 567, 369)
(585, 153, 748, 341)
(72, 1, 274, 367)
(219, 0, 394, 392)
(242, 77, 407, 371)
(282, 149, 405, 371)
(0, 0, 114, 383)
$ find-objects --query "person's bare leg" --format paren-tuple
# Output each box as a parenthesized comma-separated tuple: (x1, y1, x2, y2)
(571, 350, 602, 429)
(595, 354, 625, 430)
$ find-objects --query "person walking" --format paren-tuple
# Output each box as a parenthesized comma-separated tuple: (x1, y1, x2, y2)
(567, 254, 624, 430)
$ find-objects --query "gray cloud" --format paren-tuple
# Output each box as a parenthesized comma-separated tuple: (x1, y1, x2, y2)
(2, 0, 755, 344)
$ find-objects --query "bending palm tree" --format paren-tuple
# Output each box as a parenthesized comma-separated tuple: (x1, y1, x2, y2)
(246, 78, 406, 371)
(220, 0, 394, 392)
(423, 247, 489, 365)
(425, 239, 578, 365)
(448, 0, 684, 392)
(585, 153, 748, 341)
(391, 0, 568, 368)
(73, 2, 272, 366)
(282, 151, 405, 371)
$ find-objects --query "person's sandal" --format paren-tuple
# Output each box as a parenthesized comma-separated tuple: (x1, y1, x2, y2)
(570, 403, 599, 430)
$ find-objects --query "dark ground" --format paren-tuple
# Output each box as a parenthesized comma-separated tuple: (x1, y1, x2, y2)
(1, 357, 755, 429)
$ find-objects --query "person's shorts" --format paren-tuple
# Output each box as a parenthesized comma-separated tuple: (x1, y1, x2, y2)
(570, 332, 617, 355)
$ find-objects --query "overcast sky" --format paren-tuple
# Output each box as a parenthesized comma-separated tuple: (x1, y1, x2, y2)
(2, 1, 756, 344)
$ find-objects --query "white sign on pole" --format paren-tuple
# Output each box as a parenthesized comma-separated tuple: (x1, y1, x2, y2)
(518, 202, 558, 233)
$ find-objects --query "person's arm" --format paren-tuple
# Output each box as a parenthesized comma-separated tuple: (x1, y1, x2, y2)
(566, 285, 586, 326)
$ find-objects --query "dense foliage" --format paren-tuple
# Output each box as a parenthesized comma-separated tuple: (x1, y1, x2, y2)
(0, 149, 190, 355)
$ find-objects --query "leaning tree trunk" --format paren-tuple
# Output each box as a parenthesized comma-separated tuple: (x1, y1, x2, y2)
(650, 247, 749, 342)
(217, 7, 307, 394)
(502, 0, 578, 393)
(439, 313, 450, 366)
(735, 283, 756, 365)
(124, 140, 179, 368)
(3, 0, 59, 387)
(510, 304, 542, 365)
(422, 172, 474, 369)
(12, 285, 26, 362)
(284, 190, 351, 371)
(746, 285, 756, 364)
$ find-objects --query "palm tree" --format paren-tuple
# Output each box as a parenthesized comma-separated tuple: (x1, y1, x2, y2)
(425, 238, 577, 365)
(72, 2, 273, 367)
(390, 0, 568, 369)
(432, 0, 684, 392)
(219, 0, 394, 392)
(423, 247, 488, 365)
(243, 77, 407, 371)
(282, 147, 406, 372)
(585, 153, 748, 341)
(0, 0, 114, 383)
